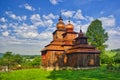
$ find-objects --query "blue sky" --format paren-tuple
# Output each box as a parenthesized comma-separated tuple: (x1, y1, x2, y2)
(0, 0, 120, 55)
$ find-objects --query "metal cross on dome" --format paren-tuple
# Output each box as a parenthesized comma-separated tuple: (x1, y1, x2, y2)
(80, 26, 82, 32)
(68, 17, 71, 23)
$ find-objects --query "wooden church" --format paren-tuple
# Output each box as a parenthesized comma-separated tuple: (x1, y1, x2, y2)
(41, 16, 100, 70)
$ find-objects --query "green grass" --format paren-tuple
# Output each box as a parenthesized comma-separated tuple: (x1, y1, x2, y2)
(0, 67, 120, 80)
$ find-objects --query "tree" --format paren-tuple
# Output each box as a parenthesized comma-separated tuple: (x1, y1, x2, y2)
(2, 52, 13, 66)
(114, 52, 120, 63)
(0, 52, 14, 71)
(86, 19, 108, 52)
(0, 52, 23, 71)
(13, 54, 23, 65)
(31, 56, 41, 67)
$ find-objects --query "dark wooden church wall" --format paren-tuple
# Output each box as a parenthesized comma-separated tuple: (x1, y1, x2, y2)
(66, 53, 100, 68)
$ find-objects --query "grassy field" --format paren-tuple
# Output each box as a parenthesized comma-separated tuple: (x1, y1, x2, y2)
(0, 67, 120, 80)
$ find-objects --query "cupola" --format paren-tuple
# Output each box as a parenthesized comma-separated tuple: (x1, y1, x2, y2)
(56, 16, 65, 30)
(66, 20, 74, 32)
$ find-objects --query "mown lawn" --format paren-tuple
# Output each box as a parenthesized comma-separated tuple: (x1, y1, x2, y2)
(0, 67, 120, 80)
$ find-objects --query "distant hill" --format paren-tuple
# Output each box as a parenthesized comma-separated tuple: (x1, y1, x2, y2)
(21, 55, 40, 59)
(111, 48, 120, 53)
(0, 53, 3, 57)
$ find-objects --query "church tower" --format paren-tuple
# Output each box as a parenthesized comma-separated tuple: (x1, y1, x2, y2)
(62, 20, 77, 51)
(41, 16, 66, 70)
(53, 16, 65, 40)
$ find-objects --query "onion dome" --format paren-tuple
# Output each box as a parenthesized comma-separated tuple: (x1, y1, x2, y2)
(66, 20, 74, 32)
(56, 16, 65, 30)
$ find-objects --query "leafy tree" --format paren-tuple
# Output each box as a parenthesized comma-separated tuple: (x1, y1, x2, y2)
(100, 53, 114, 64)
(31, 56, 41, 67)
(1, 52, 13, 66)
(114, 52, 120, 63)
(0, 52, 23, 71)
(86, 19, 108, 52)
(0, 52, 14, 71)
(21, 55, 41, 68)
(13, 54, 23, 65)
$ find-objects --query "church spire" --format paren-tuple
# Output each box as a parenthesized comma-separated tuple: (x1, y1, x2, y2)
(68, 17, 71, 24)
(79, 26, 84, 37)
(58, 12, 63, 21)
(80, 26, 82, 33)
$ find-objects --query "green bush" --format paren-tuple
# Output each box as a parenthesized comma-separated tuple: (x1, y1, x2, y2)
(114, 52, 120, 63)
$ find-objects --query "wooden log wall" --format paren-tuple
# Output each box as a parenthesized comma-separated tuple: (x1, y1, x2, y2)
(67, 53, 100, 68)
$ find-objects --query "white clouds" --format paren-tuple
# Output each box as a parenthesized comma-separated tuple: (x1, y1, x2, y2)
(30, 14, 41, 21)
(50, 0, 58, 5)
(30, 14, 44, 27)
(2, 31, 9, 36)
(0, 24, 7, 29)
(99, 15, 115, 27)
(73, 20, 90, 33)
(39, 32, 52, 40)
(43, 13, 58, 20)
(44, 19, 53, 27)
(24, 4, 35, 11)
(49, 0, 63, 5)
(30, 13, 57, 27)
(106, 36, 120, 50)
(0, 36, 43, 55)
(0, 17, 7, 22)
(108, 30, 120, 36)
(73, 9, 86, 20)
(5, 11, 16, 19)
(22, 32, 38, 38)
(42, 13, 58, 27)
(2, 12, 56, 41)
(86, 16, 94, 22)
(21, 16, 27, 20)
(61, 9, 86, 20)
(61, 10, 75, 18)
(5, 11, 27, 21)
(107, 27, 120, 36)
(13, 23, 39, 39)
(19, 3, 35, 11)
